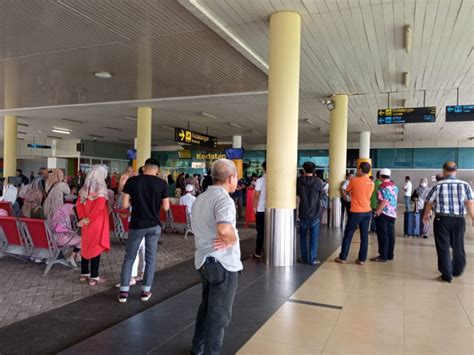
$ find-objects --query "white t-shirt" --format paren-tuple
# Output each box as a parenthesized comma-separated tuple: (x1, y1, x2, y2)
(404, 181, 413, 196)
(180, 193, 196, 216)
(341, 179, 351, 202)
(255, 175, 267, 212)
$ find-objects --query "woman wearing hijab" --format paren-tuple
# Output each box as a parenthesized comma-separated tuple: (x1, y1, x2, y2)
(43, 169, 70, 220)
(49, 204, 81, 266)
(411, 177, 431, 238)
(21, 178, 46, 219)
(76, 165, 110, 285)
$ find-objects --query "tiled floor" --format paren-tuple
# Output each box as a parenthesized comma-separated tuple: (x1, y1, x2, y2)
(238, 218, 474, 355)
(0, 228, 255, 328)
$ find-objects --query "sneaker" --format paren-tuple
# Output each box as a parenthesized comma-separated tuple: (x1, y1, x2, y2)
(118, 291, 128, 303)
(141, 291, 152, 301)
(436, 275, 451, 283)
(310, 260, 322, 266)
(334, 257, 346, 264)
(355, 259, 365, 265)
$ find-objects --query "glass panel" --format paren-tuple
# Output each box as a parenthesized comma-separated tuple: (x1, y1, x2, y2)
(376, 149, 414, 168)
(458, 148, 474, 169)
(413, 148, 456, 169)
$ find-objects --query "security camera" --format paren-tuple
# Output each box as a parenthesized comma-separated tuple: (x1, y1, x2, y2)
(321, 98, 335, 111)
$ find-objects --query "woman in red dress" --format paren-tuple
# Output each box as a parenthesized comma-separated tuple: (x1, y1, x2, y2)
(76, 165, 110, 285)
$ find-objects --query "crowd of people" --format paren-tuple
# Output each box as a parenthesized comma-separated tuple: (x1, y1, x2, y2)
(1, 158, 472, 354)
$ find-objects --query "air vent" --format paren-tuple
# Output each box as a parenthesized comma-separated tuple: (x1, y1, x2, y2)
(105, 126, 122, 132)
(62, 118, 84, 125)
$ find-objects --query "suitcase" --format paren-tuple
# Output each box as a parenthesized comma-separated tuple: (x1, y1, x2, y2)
(404, 211, 421, 237)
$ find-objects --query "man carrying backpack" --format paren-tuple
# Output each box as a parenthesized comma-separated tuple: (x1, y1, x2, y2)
(297, 162, 324, 265)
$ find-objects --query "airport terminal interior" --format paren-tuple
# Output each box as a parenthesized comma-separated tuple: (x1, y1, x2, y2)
(0, 0, 473, 354)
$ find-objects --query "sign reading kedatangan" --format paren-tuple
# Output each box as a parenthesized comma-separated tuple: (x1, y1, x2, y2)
(377, 107, 436, 125)
(174, 127, 218, 148)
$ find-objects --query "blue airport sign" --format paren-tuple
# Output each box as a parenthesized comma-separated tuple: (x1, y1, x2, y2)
(377, 107, 436, 125)
(446, 105, 474, 122)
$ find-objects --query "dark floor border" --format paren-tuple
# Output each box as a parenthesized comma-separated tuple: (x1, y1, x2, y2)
(0, 238, 256, 355)
(288, 298, 343, 310)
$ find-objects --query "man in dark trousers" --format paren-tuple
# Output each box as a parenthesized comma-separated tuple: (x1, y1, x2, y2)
(423, 162, 474, 283)
(190, 159, 242, 355)
(297, 161, 324, 265)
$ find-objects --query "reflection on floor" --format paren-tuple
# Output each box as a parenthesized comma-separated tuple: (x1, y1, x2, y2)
(238, 220, 474, 355)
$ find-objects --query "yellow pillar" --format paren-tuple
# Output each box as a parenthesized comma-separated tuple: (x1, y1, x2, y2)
(328, 94, 348, 227)
(265, 11, 301, 266)
(3, 115, 18, 179)
(136, 107, 152, 169)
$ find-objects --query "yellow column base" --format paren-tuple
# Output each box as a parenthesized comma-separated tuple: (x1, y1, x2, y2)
(356, 158, 372, 176)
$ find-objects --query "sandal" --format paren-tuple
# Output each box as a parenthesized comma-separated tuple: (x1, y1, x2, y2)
(89, 277, 107, 286)
(80, 274, 90, 282)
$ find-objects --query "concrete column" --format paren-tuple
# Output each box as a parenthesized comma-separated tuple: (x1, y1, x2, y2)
(3, 115, 18, 179)
(328, 95, 349, 228)
(232, 135, 243, 179)
(357, 131, 372, 174)
(265, 11, 301, 267)
(136, 107, 152, 168)
(359, 131, 370, 159)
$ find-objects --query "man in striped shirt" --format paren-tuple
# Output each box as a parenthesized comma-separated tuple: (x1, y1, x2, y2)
(423, 162, 474, 283)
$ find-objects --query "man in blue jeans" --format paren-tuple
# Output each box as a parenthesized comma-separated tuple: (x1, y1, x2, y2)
(297, 162, 324, 265)
(335, 162, 374, 265)
(117, 158, 170, 303)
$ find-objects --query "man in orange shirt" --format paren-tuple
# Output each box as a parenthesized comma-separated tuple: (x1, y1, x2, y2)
(335, 162, 374, 265)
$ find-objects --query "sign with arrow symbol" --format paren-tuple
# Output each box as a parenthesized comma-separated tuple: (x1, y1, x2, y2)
(174, 127, 218, 148)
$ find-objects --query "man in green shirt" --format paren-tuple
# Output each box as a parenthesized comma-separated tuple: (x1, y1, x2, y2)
(370, 171, 382, 233)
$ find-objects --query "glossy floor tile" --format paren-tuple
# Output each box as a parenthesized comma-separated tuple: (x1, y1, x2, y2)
(239, 217, 474, 355)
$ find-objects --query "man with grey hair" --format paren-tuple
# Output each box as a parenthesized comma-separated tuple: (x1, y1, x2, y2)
(190, 159, 242, 355)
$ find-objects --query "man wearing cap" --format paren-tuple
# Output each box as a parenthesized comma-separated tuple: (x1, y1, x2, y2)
(423, 162, 474, 283)
(180, 184, 196, 218)
(371, 169, 398, 262)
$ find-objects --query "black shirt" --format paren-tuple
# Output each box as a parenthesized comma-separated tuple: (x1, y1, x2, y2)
(123, 175, 169, 229)
(297, 175, 324, 220)
(202, 175, 213, 192)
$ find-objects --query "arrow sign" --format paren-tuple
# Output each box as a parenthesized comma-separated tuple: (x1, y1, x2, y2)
(178, 129, 185, 140)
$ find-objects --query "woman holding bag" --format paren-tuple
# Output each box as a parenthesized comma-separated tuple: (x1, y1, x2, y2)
(76, 165, 110, 285)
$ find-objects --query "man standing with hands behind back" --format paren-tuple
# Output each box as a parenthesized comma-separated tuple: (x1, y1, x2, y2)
(190, 159, 242, 355)
(423, 162, 474, 283)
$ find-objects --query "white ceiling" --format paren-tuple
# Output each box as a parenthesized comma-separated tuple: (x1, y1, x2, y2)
(1, 0, 473, 146)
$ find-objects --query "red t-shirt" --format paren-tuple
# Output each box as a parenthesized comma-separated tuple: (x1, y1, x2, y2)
(346, 176, 374, 213)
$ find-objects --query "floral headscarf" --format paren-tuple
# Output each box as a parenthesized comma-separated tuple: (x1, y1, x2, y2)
(79, 165, 108, 203)
(22, 178, 45, 217)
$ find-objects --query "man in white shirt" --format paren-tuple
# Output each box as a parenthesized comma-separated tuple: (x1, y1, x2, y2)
(403, 176, 413, 211)
(252, 161, 266, 258)
(180, 184, 196, 218)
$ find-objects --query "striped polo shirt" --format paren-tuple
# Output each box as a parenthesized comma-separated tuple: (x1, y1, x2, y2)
(426, 177, 473, 216)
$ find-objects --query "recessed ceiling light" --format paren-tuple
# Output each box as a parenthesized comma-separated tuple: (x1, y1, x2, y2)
(250, 130, 260, 135)
(123, 115, 137, 121)
(229, 122, 242, 128)
(201, 111, 217, 119)
(47, 135, 63, 140)
(53, 126, 71, 132)
(94, 71, 112, 79)
(52, 129, 71, 135)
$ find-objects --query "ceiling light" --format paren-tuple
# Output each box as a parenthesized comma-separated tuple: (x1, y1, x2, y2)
(105, 126, 122, 132)
(89, 134, 104, 139)
(305, 118, 316, 126)
(201, 111, 217, 120)
(160, 125, 174, 131)
(404, 25, 412, 54)
(62, 118, 84, 125)
(229, 122, 242, 128)
(123, 115, 137, 121)
(250, 130, 260, 135)
(52, 129, 71, 135)
(17, 123, 29, 127)
(17, 131, 27, 135)
(402, 72, 409, 88)
(53, 126, 71, 132)
(321, 98, 335, 111)
(47, 135, 63, 140)
(94, 71, 112, 79)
